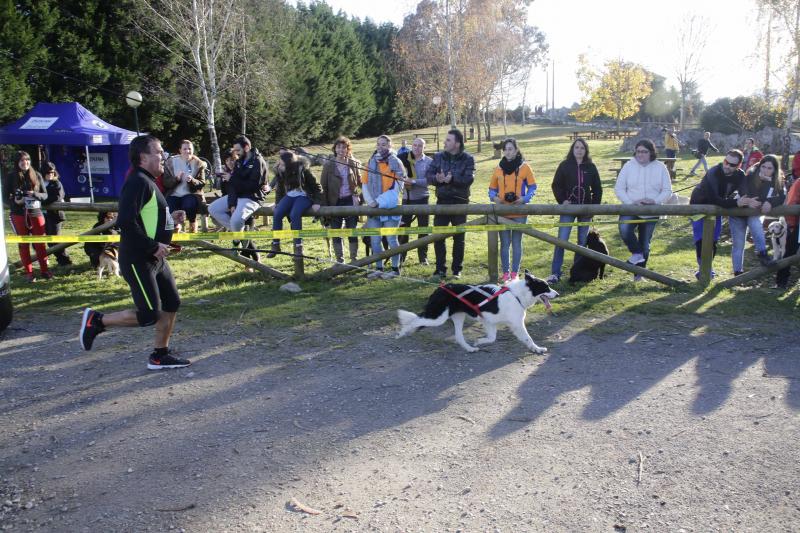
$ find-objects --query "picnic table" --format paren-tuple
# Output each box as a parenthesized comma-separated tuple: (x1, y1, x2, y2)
(567, 130, 637, 141)
(610, 157, 678, 179)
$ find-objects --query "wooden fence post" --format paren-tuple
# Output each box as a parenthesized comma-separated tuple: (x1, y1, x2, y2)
(698, 216, 716, 287)
(486, 215, 499, 282)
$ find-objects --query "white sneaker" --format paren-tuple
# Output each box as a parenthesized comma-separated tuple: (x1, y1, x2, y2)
(381, 269, 400, 280)
(627, 253, 645, 265)
(366, 270, 384, 279)
(545, 274, 560, 283)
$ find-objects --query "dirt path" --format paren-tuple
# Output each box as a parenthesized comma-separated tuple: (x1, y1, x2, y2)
(1, 305, 798, 532)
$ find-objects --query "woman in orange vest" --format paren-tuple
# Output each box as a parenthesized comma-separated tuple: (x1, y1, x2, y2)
(488, 138, 537, 283)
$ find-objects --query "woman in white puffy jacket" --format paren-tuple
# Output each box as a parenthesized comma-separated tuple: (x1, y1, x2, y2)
(614, 139, 672, 279)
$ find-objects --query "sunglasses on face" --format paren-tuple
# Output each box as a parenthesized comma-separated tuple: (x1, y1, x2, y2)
(723, 160, 740, 167)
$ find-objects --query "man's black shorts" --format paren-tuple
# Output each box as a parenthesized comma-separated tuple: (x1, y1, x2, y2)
(119, 258, 180, 326)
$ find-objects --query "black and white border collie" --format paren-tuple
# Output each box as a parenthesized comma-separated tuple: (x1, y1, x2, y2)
(396, 271, 558, 353)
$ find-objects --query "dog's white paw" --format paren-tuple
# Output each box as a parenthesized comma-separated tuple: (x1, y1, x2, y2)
(475, 337, 494, 346)
(464, 345, 480, 353)
(530, 345, 547, 354)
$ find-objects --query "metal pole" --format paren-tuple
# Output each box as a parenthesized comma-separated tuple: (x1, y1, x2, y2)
(85, 146, 95, 204)
(133, 108, 140, 136)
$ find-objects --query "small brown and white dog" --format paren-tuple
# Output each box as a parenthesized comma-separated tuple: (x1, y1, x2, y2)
(767, 217, 788, 261)
(396, 271, 558, 353)
(97, 245, 120, 280)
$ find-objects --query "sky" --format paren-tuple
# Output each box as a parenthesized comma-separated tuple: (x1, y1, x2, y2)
(314, 0, 789, 109)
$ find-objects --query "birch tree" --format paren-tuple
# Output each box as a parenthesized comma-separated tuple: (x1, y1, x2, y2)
(132, 0, 246, 171)
(674, 14, 709, 129)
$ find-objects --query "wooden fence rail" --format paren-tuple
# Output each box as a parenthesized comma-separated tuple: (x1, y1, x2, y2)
(16, 202, 800, 288)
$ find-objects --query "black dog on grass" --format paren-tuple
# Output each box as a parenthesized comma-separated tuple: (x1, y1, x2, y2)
(568, 229, 609, 283)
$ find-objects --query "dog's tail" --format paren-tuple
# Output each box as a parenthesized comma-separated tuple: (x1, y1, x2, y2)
(396, 307, 450, 338)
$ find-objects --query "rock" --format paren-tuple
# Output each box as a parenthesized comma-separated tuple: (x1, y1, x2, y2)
(279, 282, 302, 294)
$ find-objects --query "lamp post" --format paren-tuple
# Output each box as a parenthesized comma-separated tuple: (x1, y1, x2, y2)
(432, 95, 442, 151)
(125, 91, 143, 135)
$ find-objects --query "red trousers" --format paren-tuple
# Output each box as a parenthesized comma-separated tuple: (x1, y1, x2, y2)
(10, 214, 49, 274)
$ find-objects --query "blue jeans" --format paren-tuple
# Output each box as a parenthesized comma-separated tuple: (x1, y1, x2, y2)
(618, 216, 658, 266)
(499, 216, 526, 274)
(273, 195, 313, 244)
(366, 217, 401, 269)
(729, 216, 767, 272)
(167, 194, 200, 222)
(691, 217, 722, 267)
(550, 215, 592, 277)
(690, 155, 709, 175)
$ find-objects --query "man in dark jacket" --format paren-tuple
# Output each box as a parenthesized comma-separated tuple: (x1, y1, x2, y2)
(208, 135, 268, 232)
(688, 131, 719, 177)
(425, 129, 475, 279)
(79, 134, 191, 370)
(689, 149, 748, 277)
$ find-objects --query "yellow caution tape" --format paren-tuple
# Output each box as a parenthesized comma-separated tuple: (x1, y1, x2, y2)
(6, 218, 663, 244)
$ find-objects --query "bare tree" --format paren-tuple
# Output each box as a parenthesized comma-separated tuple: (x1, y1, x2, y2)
(674, 14, 709, 129)
(131, 0, 246, 172)
(758, 0, 800, 167)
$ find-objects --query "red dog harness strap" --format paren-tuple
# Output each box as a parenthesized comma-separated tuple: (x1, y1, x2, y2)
(438, 283, 510, 318)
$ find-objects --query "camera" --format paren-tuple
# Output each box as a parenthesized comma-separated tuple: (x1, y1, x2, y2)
(504, 191, 518, 202)
(14, 189, 24, 201)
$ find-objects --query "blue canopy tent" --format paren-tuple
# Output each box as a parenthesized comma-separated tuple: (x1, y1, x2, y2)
(0, 102, 138, 201)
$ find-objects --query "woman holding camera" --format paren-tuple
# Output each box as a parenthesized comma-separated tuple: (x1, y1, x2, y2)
(488, 138, 537, 283)
(3, 151, 51, 282)
(162, 140, 206, 232)
(548, 138, 603, 282)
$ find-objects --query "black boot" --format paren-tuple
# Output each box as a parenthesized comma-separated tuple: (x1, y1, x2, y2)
(266, 240, 280, 259)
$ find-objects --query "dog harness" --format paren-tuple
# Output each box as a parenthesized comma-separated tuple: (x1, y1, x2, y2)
(438, 283, 521, 318)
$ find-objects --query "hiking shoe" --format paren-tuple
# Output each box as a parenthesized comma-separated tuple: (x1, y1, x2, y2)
(432, 270, 446, 281)
(545, 274, 560, 284)
(24, 273, 35, 283)
(366, 269, 384, 280)
(510, 272, 519, 281)
(756, 251, 776, 267)
(40, 271, 53, 280)
(79, 308, 105, 351)
(500, 272, 510, 283)
(381, 268, 400, 280)
(626, 253, 645, 265)
(451, 272, 462, 279)
(147, 350, 191, 370)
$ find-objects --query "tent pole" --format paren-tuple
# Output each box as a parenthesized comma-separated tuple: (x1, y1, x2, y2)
(85, 146, 95, 203)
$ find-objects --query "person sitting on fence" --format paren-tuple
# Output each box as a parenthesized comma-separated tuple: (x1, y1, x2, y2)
(215, 147, 238, 196)
(425, 129, 475, 280)
(266, 151, 322, 258)
(688, 131, 719, 177)
(488, 137, 536, 283)
(689, 149, 747, 279)
(84, 211, 118, 269)
(398, 137, 433, 266)
(362, 135, 406, 280)
(208, 135, 269, 235)
(614, 139, 672, 281)
(731, 154, 785, 274)
(4, 151, 51, 282)
(775, 177, 800, 289)
(162, 140, 207, 233)
(320, 136, 362, 263)
(547, 138, 602, 283)
(41, 161, 72, 266)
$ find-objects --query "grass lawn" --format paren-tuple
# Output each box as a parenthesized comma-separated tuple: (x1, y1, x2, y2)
(4, 123, 799, 334)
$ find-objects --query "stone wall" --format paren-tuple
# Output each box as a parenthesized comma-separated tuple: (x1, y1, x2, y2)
(621, 125, 800, 156)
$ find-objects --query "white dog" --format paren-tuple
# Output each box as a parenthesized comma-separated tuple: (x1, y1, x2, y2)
(97, 246, 120, 280)
(396, 271, 558, 353)
(768, 217, 788, 261)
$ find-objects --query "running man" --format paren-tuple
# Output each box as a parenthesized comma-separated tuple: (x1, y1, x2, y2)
(79, 134, 190, 370)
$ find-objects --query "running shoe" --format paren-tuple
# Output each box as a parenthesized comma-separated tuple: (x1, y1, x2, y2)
(147, 350, 191, 370)
(79, 308, 105, 351)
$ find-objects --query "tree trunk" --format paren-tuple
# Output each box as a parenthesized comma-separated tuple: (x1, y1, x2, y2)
(445, 0, 457, 128)
(783, 5, 800, 170)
